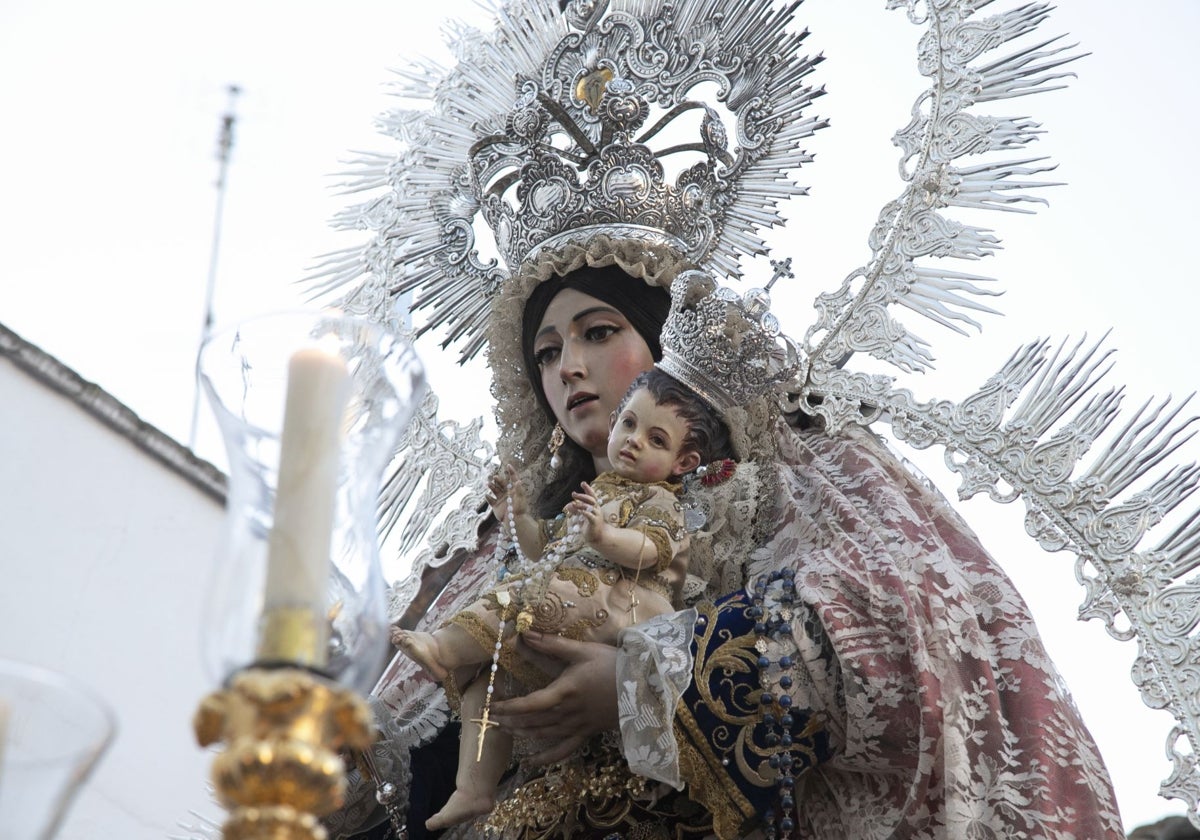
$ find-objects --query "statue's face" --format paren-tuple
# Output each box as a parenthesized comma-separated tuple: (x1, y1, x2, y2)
(606, 387, 700, 483)
(531, 288, 655, 464)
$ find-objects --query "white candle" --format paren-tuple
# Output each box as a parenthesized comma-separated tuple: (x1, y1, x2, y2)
(258, 344, 352, 666)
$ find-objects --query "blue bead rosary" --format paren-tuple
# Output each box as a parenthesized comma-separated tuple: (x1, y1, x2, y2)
(751, 567, 801, 840)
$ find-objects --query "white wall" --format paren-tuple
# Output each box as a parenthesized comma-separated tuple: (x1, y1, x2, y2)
(0, 348, 225, 838)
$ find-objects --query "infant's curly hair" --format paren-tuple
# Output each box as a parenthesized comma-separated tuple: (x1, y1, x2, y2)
(618, 369, 736, 465)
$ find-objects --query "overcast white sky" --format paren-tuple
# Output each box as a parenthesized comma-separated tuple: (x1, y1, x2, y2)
(2, 0, 1198, 830)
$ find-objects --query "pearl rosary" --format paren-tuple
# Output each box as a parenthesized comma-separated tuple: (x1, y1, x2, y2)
(472, 478, 588, 760)
(502, 481, 588, 626)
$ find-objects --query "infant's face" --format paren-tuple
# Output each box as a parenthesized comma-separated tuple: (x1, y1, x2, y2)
(606, 389, 694, 483)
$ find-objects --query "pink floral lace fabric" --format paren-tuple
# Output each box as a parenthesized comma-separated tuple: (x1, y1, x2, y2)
(693, 425, 1124, 837)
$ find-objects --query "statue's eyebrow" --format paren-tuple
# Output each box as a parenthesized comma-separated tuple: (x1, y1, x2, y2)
(535, 306, 622, 340)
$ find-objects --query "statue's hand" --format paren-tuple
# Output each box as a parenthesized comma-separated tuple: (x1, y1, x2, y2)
(490, 631, 619, 766)
(568, 482, 605, 543)
(486, 464, 527, 520)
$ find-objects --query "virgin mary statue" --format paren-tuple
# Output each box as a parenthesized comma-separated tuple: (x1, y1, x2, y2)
(306, 1, 1200, 838)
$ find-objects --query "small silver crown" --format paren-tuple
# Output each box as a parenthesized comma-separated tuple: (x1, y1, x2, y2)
(656, 270, 802, 413)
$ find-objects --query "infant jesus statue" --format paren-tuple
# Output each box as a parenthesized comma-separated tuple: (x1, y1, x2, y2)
(394, 367, 734, 829)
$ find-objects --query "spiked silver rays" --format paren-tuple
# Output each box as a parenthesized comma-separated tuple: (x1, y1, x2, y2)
(800, 3, 1079, 379)
(786, 2, 1200, 824)
(823, 339, 1200, 822)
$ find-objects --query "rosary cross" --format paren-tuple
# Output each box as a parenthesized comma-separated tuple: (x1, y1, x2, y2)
(471, 707, 499, 761)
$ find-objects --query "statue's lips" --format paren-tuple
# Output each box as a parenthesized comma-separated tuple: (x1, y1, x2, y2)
(567, 393, 598, 412)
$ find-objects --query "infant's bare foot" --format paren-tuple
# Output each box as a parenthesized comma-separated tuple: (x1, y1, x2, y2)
(425, 789, 495, 830)
(393, 630, 449, 681)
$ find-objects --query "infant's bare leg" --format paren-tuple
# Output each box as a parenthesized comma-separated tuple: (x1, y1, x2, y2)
(392, 624, 490, 682)
(425, 677, 514, 831)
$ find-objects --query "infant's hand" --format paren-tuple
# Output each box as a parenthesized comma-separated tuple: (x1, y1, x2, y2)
(569, 482, 604, 542)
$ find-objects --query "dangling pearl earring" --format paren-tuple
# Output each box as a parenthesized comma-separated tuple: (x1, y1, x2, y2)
(548, 423, 565, 470)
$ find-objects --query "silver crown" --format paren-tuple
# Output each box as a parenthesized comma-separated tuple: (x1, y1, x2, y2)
(474, 76, 744, 270)
(314, 0, 827, 362)
(656, 270, 802, 413)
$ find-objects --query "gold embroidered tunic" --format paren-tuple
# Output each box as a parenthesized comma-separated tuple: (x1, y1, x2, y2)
(448, 472, 688, 691)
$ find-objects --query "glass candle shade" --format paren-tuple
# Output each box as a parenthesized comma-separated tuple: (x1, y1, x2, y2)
(0, 659, 116, 840)
(197, 311, 425, 692)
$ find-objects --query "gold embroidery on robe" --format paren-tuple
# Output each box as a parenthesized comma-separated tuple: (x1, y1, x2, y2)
(672, 600, 832, 839)
(552, 566, 600, 597)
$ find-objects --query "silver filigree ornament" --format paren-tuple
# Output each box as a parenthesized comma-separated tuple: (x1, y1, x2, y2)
(311, 0, 827, 364)
(472, 73, 746, 278)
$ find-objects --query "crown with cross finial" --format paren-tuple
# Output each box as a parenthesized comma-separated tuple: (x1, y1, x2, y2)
(656, 265, 803, 414)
